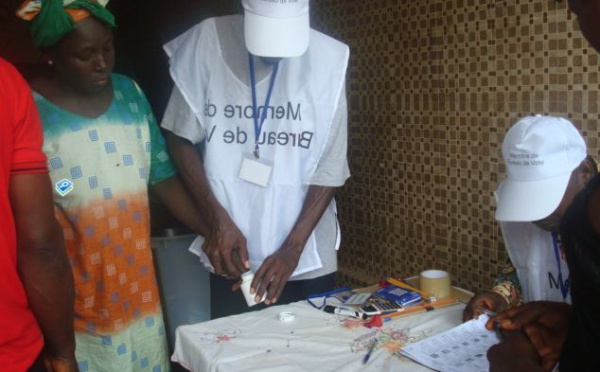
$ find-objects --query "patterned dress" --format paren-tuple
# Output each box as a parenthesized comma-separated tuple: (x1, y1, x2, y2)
(491, 234, 568, 308)
(34, 74, 173, 372)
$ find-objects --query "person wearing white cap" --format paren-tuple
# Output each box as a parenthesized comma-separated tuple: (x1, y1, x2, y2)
(464, 115, 596, 322)
(161, 0, 350, 318)
(480, 115, 600, 371)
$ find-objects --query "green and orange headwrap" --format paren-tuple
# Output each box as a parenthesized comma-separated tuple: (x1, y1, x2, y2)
(16, 0, 116, 48)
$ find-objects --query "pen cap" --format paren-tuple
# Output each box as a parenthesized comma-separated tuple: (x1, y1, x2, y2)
(323, 305, 336, 314)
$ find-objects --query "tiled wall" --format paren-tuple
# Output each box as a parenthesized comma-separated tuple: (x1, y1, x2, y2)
(312, 0, 600, 292)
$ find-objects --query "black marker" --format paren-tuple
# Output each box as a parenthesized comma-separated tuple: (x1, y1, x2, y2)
(323, 305, 369, 320)
(492, 320, 504, 341)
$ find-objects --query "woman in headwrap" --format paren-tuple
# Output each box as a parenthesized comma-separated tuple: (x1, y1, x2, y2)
(17, 1, 209, 371)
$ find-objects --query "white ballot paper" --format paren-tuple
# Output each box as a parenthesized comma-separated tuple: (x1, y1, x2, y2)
(400, 314, 500, 372)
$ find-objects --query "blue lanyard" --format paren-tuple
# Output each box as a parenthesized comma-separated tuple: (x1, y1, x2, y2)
(551, 232, 570, 300)
(249, 54, 279, 158)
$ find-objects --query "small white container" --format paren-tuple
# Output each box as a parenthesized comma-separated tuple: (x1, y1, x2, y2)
(240, 271, 266, 307)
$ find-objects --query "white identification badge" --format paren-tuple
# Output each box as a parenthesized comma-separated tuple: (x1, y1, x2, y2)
(238, 154, 273, 187)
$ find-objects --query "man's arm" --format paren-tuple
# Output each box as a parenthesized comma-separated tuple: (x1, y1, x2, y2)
(12, 173, 78, 371)
(463, 260, 521, 321)
(248, 82, 349, 304)
(165, 132, 249, 277)
(151, 174, 210, 237)
(251, 185, 337, 304)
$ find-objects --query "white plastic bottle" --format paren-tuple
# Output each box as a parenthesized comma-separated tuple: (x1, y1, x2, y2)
(240, 271, 266, 307)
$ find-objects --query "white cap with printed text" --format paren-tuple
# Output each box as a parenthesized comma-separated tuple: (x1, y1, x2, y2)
(242, 0, 310, 58)
(495, 115, 587, 222)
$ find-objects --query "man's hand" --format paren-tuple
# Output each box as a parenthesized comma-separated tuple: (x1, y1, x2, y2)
(462, 290, 509, 321)
(487, 301, 571, 370)
(203, 211, 249, 279)
(488, 330, 545, 372)
(240, 185, 335, 305)
(44, 355, 79, 372)
(250, 245, 303, 305)
(164, 132, 249, 279)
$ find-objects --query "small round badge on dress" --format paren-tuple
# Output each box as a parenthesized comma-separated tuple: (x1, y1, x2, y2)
(278, 311, 295, 323)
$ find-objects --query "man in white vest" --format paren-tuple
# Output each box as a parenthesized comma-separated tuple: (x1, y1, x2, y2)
(464, 115, 596, 320)
(460, 115, 596, 371)
(486, 1, 600, 369)
(161, 0, 350, 318)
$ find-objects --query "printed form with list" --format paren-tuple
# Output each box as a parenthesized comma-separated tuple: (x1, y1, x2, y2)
(400, 314, 501, 372)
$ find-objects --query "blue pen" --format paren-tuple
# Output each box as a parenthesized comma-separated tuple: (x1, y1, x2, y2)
(362, 340, 377, 364)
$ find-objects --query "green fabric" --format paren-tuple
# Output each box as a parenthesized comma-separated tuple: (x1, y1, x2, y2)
(28, 0, 116, 48)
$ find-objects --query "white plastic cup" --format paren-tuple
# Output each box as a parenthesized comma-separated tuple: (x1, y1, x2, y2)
(240, 271, 266, 307)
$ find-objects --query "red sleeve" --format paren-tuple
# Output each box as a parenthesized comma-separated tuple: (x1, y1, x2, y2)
(2, 59, 48, 175)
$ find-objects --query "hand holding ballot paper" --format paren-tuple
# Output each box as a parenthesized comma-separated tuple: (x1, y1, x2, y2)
(401, 299, 568, 372)
(331, 278, 521, 372)
(401, 314, 502, 372)
(485, 301, 571, 371)
(486, 331, 545, 372)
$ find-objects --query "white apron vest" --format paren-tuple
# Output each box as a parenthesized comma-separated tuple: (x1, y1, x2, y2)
(165, 17, 349, 277)
(500, 221, 571, 303)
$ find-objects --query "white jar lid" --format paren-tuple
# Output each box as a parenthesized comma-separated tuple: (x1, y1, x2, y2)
(278, 311, 295, 323)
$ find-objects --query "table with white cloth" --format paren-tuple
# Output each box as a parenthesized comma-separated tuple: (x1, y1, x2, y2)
(172, 294, 471, 372)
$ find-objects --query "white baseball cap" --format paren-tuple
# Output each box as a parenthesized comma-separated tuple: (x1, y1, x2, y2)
(242, 0, 310, 58)
(495, 115, 587, 222)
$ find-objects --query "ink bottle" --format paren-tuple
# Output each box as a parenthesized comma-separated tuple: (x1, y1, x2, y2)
(240, 271, 265, 307)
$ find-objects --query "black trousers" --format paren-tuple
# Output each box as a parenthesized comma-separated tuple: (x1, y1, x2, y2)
(26, 353, 45, 372)
(210, 272, 336, 319)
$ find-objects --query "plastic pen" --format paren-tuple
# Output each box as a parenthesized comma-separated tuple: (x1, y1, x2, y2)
(476, 306, 504, 341)
(492, 321, 504, 341)
(323, 305, 369, 320)
(362, 340, 377, 364)
(384, 296, 464, 322)
(476, 306, 496, 317)
(382, 305, 435, 322)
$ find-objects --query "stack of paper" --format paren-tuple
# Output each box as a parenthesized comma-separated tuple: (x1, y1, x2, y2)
(400, 315, 501, 372)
